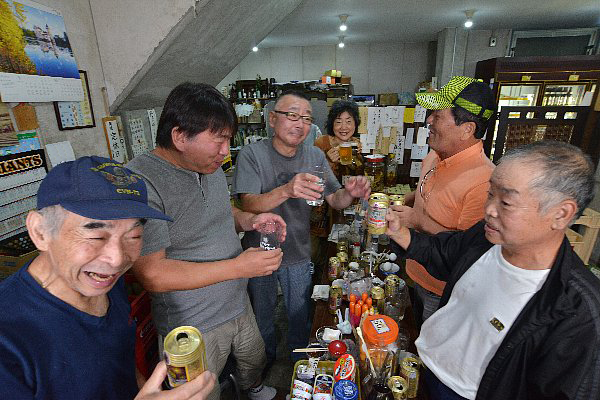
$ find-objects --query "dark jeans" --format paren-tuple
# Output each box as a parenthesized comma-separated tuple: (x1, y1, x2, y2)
(248, 260, 313, 363)
(424, 368, 468, 400)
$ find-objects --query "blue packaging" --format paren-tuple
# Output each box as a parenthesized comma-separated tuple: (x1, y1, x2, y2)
(333, 379, 358, 400)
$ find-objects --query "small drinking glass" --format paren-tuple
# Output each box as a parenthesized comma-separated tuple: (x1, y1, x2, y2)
(306, 164, 324, 206)
(258, 222, 281, 250)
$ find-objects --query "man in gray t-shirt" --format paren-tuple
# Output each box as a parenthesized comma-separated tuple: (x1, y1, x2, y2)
(232, 91, 370, 363)
(128, 83, 285, 400)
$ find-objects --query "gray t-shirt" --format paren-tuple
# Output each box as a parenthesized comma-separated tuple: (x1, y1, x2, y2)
(127, 153, 248, 335)
(232, 139, 341, 266)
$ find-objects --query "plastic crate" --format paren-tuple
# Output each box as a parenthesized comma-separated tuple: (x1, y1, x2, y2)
(567, 208, 600, 265)
(290, 360, 361, 400)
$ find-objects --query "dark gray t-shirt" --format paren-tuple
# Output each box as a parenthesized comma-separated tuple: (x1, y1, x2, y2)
(126, 153, 248, 335)
(232, 139, 341, 266)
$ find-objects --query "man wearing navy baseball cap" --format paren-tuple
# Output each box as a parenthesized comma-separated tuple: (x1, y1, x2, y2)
(0, 156, 215, 400)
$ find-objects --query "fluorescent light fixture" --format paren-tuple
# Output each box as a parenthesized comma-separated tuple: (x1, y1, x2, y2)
(339, 14, 348, 32)
(464, 10, 475, 28)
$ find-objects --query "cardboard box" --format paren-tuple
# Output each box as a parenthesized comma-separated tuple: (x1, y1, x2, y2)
(321, 75, 336, 84)
(0, 250, 38, 280)
(327, 97, 342, 107)
(378, 93, 399, 106)
(340, 76, 351, 84)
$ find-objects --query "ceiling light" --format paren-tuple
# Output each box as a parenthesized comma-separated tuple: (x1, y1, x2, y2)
(464, 10, 475, 28)
(338, 36, 345, 48)
(252, 46, 258, 52)
(339, 14, 348, 32)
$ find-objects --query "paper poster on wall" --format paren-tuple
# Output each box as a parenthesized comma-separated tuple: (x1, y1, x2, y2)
(45, 140, 75, 167)
(410, 161, 422, 178)
(405, 128, 414, 146)
(410, 144, 428, 160)
(414, 105, 427, 123)
(394, 136, 405, 164)
(129, 118, 148, 157)
(147, 109, 158, 148)
(102, 117, 127, 163)
(54, 70, 95, 130)
(403, 108, 415, 123)
(0, 0, 83, 102)
(416, 127, 429, 146)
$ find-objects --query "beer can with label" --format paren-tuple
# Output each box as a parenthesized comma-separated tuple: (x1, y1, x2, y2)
(368, 193, 389, 235)
(371, 286, 385, 314)
(400, 358, 420, 398)
(329, 285, 343, 314)
(389, 195, 405, 207)
(387, 376, 408, 400)
(163, 326, 206, 388)
(328, 256, 341, 281)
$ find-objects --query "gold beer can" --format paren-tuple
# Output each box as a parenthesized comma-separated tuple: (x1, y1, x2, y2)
(368, 193, 389, 235)
(371, 286, 385, 314)
(328, 256, 341, 281)
(389, 195, 405, 207)
(329, 285, 343, 314)
(164, 326, 206, 388)
(400, 358, 420, 398)
(387, 376, 408, 400)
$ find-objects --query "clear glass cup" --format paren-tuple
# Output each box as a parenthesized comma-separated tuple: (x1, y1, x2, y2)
(339, 142, 353, 165)
(258, 222, 281, 250)
(306, 164, 325, 206)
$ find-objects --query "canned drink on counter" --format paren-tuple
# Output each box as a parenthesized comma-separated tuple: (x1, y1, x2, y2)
(163, 326, 206, 388)
(371, 286, 385, 314)
(385, 274, 401, 299)
(333, 379, 359, 400)
(328, 257, 341, 281)
(387, 376, 408, 400)
(400, 358, 420, 398)
(337, 251, 348, 272)
(329, 285, 343, 314)
(389, 194, 405, 207)
(368, 193, 389, 235)
(337, 239, 348, 253)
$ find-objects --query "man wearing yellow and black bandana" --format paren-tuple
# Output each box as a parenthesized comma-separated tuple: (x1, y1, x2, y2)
(392, 76, 496, 325)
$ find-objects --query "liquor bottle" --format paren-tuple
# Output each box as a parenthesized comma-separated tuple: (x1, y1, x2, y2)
(385, 154, 397, 187)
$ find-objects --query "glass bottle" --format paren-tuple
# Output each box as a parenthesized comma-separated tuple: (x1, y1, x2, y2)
(365, 154, 385, 192)
(385, 154, 397, 188)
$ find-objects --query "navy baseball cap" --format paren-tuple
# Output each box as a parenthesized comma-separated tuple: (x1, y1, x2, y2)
(37, 156, 171, 221)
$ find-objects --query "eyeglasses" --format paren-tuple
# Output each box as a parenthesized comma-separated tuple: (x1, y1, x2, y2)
(419, 166, 436, 203)
(273, 110, 314, 124)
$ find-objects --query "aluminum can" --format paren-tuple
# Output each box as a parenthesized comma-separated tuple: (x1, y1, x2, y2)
(368, 193, 389, 235)
(371, 286, 385, 314)
(333, 379, 359, 400)
(163, 326, 206, 388)
(329, 285, 343, 314)
(385, 274, 401, 299)
(337, 239, 348, 253)
(328, 256, 341, 281)
(387, 376, 408, 400)
(400, 358, 420, 398)
(389, 194, 405, 207)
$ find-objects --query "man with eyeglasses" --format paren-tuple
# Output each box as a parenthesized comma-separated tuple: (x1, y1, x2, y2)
(232, 90, 370, 365)
(393, 76, 496, 325)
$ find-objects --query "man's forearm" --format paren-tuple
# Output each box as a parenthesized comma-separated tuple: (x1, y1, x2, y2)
(240, 186, 289, 214)
(232, 205, 256, 232)
(133, 255, 243, 293)
(327, 187, 354, 210)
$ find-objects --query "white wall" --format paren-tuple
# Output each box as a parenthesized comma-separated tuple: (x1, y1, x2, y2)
(88, 0, 191, 106)
(218, 41, 433, 96)
(15, 0, 111, 159)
